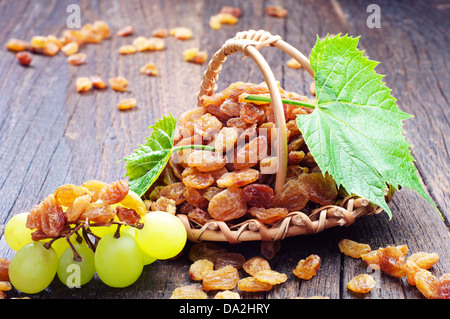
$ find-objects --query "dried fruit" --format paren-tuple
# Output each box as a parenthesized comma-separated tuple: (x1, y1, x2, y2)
(248, 207, 288, 225)
(208, 186, 247, 221)
(171, 284, 208, 299)
(415, 269, 440, 299)
(202, 265, 240, 291)
(147, 37, 165, 51)
(265, 5, 288, 17)
(220, 6, 242, 17)
(170, 27, 193, 40)
(68, 53, 87, 66)
(293, 254, 321, 280)
(242, 184, 274, 208)
(254, 270, 287, 285)
(405, 259, 422, 286)
(140, 63, 158, 76)
(194, 113, 223, 138)
(0, 258, 10, 281)
(214, 290, 240, 299)
(152, 28, 169, 38)
(361, 245, 407, 278)
(272, 179, 309, 212)
(347, 274, 376, 294)
(298, 172, 338, 206)
(240, 102, 266, 124)
(16, 51, 32, 66)
(40, 201, 65, 237)
(183, 171, 215, 189)
(238, 277, 272, 292)
(338, 239, 371, 258)
(216, 168, 259, 188)
(75, 77, 93, 92)
(159, 182, 185, 205)
(54, 184, 91, 207)
(183, 48, 207, 64)
(99, 180, 129, 205)
(118, 45, 137, 55)
(243, 257, 271, 276)
(90, 75, 108, 89)
(187, 150, 226, 172)
(189, 242, 228, 263)
(187, 207, 211, 225)
(407, 252, 439, 270)
(66, 194, 91, 222)
(183, 187, 208, 209)
(214, 252, 246, 270)
(234, 136, 268, 170)
(116, 25, 134, 37)
(81, 180, 108, 201)
(117, 98, 138, 111)
(189, 259, 214, 281)
(93, 20, 111, 39)
(6, 38, 28, 51)
(79, 200, 115, 223)
(61, 42, 79, 56)
(115, 206, 140, 224)
(109, 76, 128, 92)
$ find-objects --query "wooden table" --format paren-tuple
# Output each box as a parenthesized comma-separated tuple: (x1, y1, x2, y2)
(0, 0, 448, 300)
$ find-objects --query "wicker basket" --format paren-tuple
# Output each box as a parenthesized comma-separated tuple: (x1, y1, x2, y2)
(176, 30, 394, 244)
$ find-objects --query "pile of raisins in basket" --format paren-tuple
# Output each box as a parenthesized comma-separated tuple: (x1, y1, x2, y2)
(145, 81, 339, 226)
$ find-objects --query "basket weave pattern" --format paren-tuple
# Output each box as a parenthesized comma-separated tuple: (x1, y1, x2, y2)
(177, 30, 391, 243)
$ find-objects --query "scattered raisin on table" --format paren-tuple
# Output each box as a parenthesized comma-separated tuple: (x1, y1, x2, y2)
(16, 51, 32, 66)
(202, 265, 240, 291)
(347, 274, 376, 294)
(293, 254, 321, 280)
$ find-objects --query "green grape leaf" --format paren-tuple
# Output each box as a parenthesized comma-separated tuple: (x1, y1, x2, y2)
(296, 34, 438, 219)
(123, 114, 177, 197)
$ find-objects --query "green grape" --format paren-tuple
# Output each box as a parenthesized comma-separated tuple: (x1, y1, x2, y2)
(9, 241, 58, 294)
(135, 211, 187, 260)
(57, 244, 95, 288)
(95, 233, 143, 288)
(4, 212, 34, 251)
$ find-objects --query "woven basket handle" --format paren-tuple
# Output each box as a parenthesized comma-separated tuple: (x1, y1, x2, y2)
(197, 30, 313, 194)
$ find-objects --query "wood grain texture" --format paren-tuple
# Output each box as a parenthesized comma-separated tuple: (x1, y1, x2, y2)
(0, 0, 448, 299)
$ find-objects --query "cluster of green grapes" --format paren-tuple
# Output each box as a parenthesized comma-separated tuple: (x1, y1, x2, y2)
(4, 211, 187, 294)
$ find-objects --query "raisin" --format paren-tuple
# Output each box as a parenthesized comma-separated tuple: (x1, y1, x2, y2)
(183, 172, 215, 189)
(265, 5, 288, 17)
(16, 51, 32, 66)
(187, 207, 211, 225)
(90, 75, 107, 89)
(68, 53, 87, 65)
(288, 151, 305, 165)
(0, 258, 10, 282)
(170, 27, 193, 40)
(54, 184, 91, 207)
(99, 180, 129, 205)
(201, 186, 224, 201)
(6, 38, 29, 52)
(405, 259, 422, 286)
(151, 196, 176, 214)
(202, 265, 240, 291)
(116, 25, 134, 37)
(194, 113, 223, 138)
(27, 194, 57, 229)
(347, 274, 376, 294)
(75, 77, 93, 92)
(133, 36, 152, 51)
(215, 127, 239, 152)
(66, 194, 91, 222)
(92, 20, 110, 39)
(152, 28, 169, 38)
(183, 187, 208, 209)
(159, 182, 185, 205)
(170, 284, 208, 299)
(338, 239, 372, 258)
(189, 242, 228, 263)
(119, 45, 137, 55)
(293, 254, 321, 280)
(298, 172, 337, 206)
(79, 200, 115, 223)
(238, 277, 272, 292)
(272, 179, 309, 212)
(415, 269, 440, 299)
(117, 98, 138, 111)
(242, 184, 274, 208)
(439, 274, 450, 299)
(208, 186, 247, 221)
(219, 99, 241, 117)
(187, 150, 226, 172)
(407, 252, 439, 270)
(189, 259, 214, 281)
(220, 6, 242, 17)
(216, 168, 259, 188)
(361, 245, 406, 278)
(254, 270, 287, 285)
(234, 136, 268, 170)
(81, 180, 108, 202)
(40, 201, 65, 237)
(248, 207, 288, 225)
(214, 252, 246, 270)
(109, 76, 128, 92)
(116, 206, 140, 224)
(140, 63, 158, 76)
(240, 102, 266, 124)
(183, 48, 207, 64)
(226, 117, 248, 130)
(243, 257, 271, 276)
(214, 290, 241, 299)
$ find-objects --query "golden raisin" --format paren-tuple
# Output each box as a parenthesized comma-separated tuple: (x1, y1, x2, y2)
(109, 76, 128, 92)
(75, 77, 93, 92)
(242, 184, 274, 208)
(202, 265, 240, 291)
(54, 184, 91, 207)
(339, 239, 371, 258)
(189, 242, 228, 263)
(5, 38, 29, 51)
(79, 200, 115, 223)
(187, 150, 226, 172)
(90, 75, 108, 89)
(140, 63, 158, 76)
(347, 274, 376, 294)
(265, 5, 288, 17)
(254, 270, 287, 285)
(214, 252, 246, 270)
(117, 98, 138, 111)
(68, 53, 87, 66)
(116, 25, 134, 37)
(170, 27, 193, 40)
(214, 290, 240, 299)
(0, 258, 10, 281)
(415, 269, 440, 299)
(66, 194, 91, 222)
(243, 257, 271, 276)
(118, 45, 137, 55)
(61, 42, 79, 56)
(99, 180, 129, 205)
(361, 245, 406, 278)
(208, 186, 247, 221)
(152, 28, 169, 38)
(248, 207, 288, 225)
(189, 259, 214, 281)
(216, 168, 259, 188)
(170, 284, 208, 299)
(407, 252, 439, 270)
(272, 179, 309, 212)
(238, 277, 272, 292)
(297, 172, 338, 206)
(293, 254, 321, 280)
